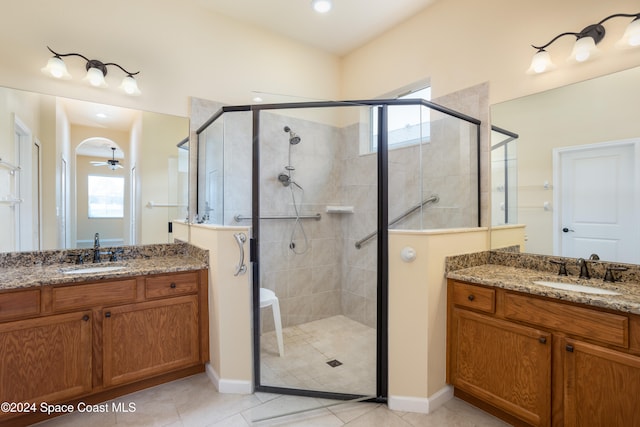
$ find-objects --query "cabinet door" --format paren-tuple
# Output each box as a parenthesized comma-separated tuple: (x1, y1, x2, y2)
(450, 308, 551, 427)
(0, 311, 92, 403)
(564, 339, 640, 427)
(103, 295, 200, 387)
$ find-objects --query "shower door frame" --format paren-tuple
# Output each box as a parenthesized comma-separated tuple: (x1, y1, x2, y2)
(250, 101, 390, 402)
(247, 98, 482, 402)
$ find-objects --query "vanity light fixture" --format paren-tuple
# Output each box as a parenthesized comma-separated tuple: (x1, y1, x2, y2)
(41, 46, 141, 96)
(311, 0, 332, 14)
(527, 12, 640, 74)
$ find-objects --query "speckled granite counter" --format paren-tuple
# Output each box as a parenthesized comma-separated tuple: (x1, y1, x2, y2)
(0, 242, 208, 291)
(446, 249, 640, 315)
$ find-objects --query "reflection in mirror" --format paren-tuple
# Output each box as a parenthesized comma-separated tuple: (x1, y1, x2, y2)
(491, 126, 519, 227)
(0, 86, 189, 253)
(491, 66, 640, 263)
(197, 117, 224, 224)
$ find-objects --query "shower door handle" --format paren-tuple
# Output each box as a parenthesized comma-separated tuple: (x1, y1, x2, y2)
(233, 232, 247, 276)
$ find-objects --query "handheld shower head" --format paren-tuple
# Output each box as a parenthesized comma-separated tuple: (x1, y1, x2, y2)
(283, 125, 301, 145)
(278, 173, 291, 187)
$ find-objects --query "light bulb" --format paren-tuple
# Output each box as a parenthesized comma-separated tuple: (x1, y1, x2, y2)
(41, 57, 71, 79)
(119, 75, 141, 96)
(569, 37, 599, 63)
(527, 50, 555, 74)
(616, 18, 640, 48)
(312, 0, 332, 13)
(83, 67, 108, 88)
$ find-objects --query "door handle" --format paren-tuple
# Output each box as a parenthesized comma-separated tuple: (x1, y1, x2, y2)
(562, 227, 575, 233)
(233, 232, 247, 276)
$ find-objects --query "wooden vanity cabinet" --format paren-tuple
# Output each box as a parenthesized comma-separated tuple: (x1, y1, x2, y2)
(0, 269, 208, 426)
(447, 279, 640, 427)
(448, 292, 551, 426)
(103, 294, 200, 387)
(0, 310, 93, 404)
(563, 338, 640, 427)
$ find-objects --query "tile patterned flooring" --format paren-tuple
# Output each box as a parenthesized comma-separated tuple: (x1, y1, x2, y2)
(35, 373, 510, 426)
(260, 315, 376, 395)
(35, 314, 510, 426)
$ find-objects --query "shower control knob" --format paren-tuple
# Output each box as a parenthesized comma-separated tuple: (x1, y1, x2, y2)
(400, 246, 416, 263)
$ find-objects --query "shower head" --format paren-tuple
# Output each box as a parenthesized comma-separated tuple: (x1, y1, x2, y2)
(284, 125, 301, 145)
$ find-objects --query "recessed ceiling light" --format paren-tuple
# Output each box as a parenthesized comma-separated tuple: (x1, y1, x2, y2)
(96, 113, 107, 119)
(312, 0, 332, 13)
(253, 96, 263, 103)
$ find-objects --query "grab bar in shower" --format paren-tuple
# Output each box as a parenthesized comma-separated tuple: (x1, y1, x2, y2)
(234, 213, 322, 222)
(355, 195, 439, 249)
(233, 232, 247, 276)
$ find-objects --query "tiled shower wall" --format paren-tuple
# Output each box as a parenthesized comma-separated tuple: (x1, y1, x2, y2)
(257, 111, 345, 329)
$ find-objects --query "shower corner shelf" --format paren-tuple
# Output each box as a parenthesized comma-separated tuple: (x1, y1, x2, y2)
(326, 206, 354, 214)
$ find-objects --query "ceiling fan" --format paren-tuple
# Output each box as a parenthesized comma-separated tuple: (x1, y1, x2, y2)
(91, 147, 123, 170)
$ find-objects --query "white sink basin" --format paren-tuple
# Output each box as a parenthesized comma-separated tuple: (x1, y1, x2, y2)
(62, 266, 126, 275)
(533, 280, 621, 296)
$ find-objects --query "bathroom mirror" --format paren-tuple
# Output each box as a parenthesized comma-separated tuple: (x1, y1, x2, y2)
(491, 66, 640, 263)
(0, 86, 189, 253)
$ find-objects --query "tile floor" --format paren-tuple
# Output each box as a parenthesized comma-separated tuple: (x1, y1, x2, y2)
(34, 314, 509, 426)
(35, 372, 510, 426)
(260, 315, 376, 395)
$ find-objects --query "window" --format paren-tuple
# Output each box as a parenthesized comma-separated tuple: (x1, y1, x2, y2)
(88, 175, 124, 218)
(371, 86, 432, 152)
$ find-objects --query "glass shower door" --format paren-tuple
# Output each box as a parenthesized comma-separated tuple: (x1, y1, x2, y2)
(254, 104, 381, 400)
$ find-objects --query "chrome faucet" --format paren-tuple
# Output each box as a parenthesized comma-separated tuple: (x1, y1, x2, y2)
(93, 233, 101, 263)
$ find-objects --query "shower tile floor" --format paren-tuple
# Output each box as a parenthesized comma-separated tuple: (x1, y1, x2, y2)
(260, 315, 377, 395)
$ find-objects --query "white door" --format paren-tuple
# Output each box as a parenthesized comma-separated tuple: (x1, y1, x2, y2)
(555, 140, 639, 263)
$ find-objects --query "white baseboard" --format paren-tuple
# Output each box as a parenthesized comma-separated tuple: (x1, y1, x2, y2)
(388, 385, 453, 414)
(205, 363, 253, 394)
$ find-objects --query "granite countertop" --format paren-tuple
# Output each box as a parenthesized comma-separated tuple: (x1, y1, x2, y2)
(0, 243, 208, 291)
(446, 250, 640, 315)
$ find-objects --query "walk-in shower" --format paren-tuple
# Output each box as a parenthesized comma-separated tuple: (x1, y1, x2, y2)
(195, 97, 481, 403)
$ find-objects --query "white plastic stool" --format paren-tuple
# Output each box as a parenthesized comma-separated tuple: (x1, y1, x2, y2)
(260, 288, 284, 357)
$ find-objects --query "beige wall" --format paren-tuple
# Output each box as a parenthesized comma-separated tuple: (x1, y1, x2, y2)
(341, 0, 640, 105)
(187, 224, 253, 393)
(388, 229, 489, 410)
(490, 225, 526, 252)
(0, 0, 340, 117)
(0, 1, 637, 119)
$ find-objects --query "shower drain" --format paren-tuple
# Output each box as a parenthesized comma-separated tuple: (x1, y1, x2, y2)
(326, 359, 343, 367)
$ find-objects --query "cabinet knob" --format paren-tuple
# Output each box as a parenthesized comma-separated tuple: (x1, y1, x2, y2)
(566, 344, 574, 352)
(82, 315, 90, 322)
(539, 337, 547, 344)
(170, 283, 177, 289)
(467, 294, 475, 301)
(105, 312, 111, 318)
